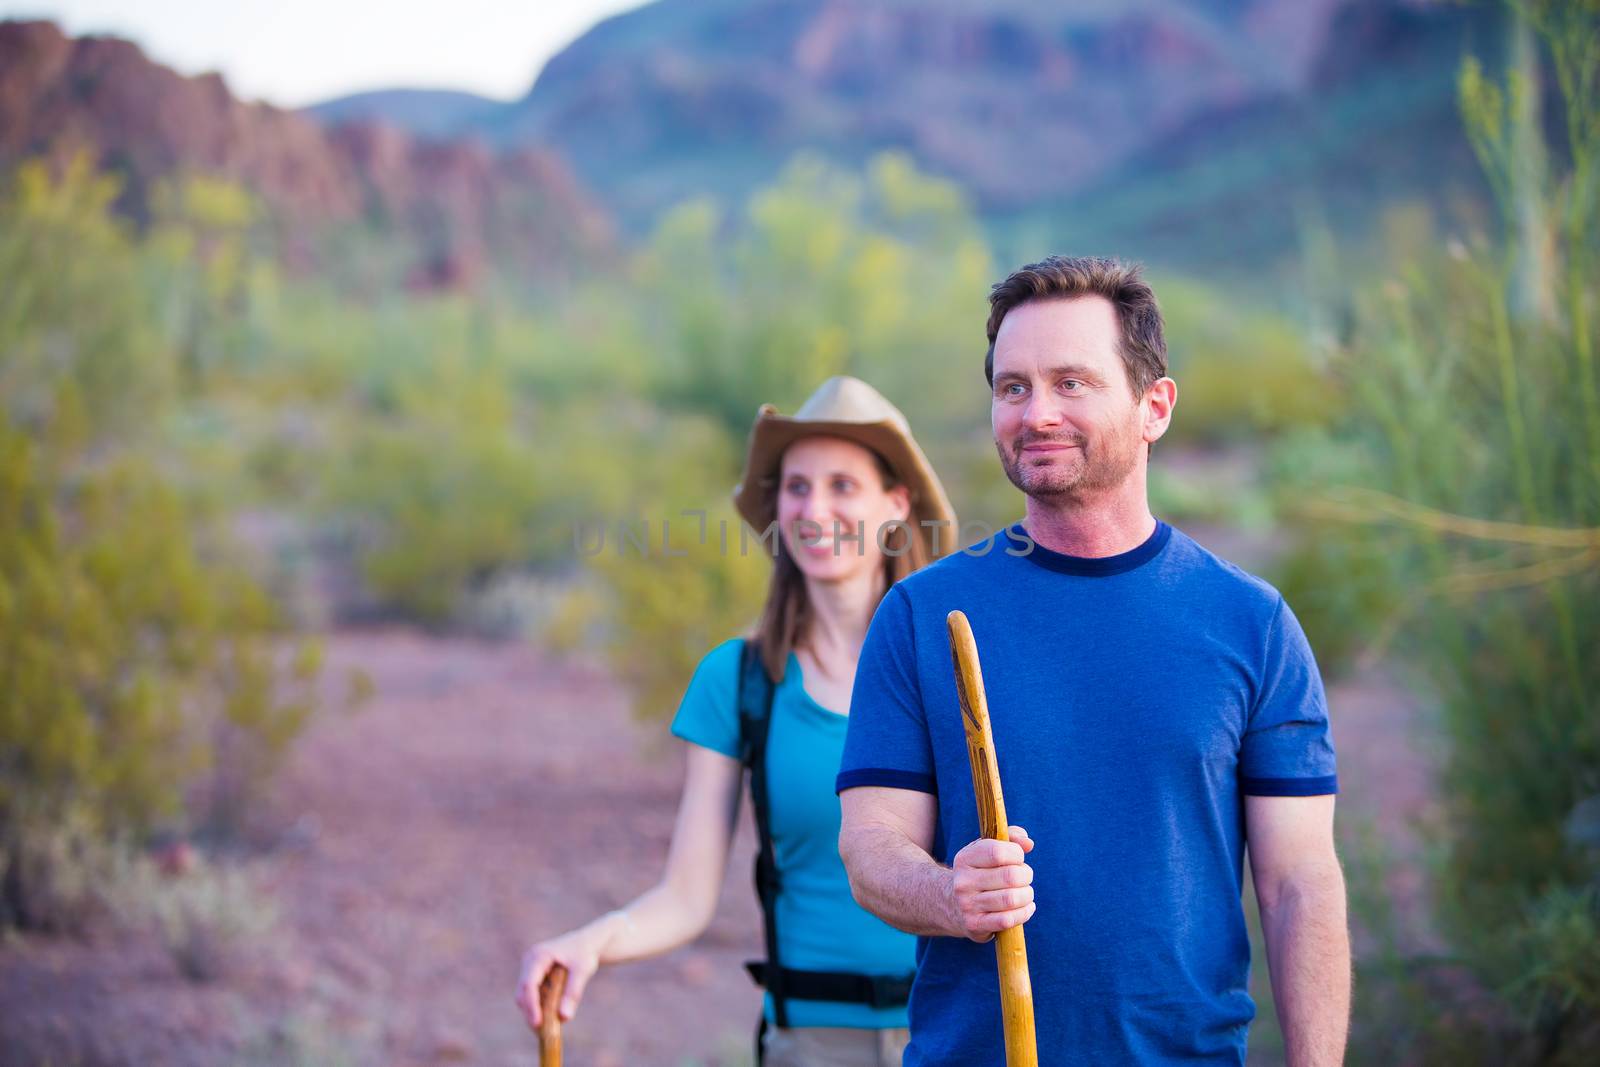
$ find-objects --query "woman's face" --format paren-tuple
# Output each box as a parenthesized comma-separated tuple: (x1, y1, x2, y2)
(775, 435, 912, 584)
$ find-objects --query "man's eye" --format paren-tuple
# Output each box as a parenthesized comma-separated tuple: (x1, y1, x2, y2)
(1002, 383, 1026, 397)
(1061, 379, 1081, 391)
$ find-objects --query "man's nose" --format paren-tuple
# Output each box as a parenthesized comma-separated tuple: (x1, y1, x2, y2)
(1022, 390, 1065, 431)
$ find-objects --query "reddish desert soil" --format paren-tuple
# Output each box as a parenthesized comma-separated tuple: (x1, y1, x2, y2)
(0, 625, 1433, 1067)
(1, 630, 764, 1066)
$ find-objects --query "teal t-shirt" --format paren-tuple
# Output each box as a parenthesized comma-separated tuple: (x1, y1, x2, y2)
(670, 637, 916, 1029)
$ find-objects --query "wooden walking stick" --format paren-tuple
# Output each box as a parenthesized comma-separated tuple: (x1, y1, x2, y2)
(538, 963, 568, 1067)
(947, 610, 1039, 1067)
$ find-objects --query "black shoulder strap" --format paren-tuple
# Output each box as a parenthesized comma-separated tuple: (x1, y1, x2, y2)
(735, 640, 913, 1037)
(736, 638, 788, 1028)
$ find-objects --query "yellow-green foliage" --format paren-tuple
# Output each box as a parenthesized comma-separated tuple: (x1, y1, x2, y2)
(1281, 5, 1600, 1059)
(577, 155, 1000, 717)
(542, 399, 769, 701)
(0, 421, 315, 921)
(218, 155, 992, 658)
(322, 330, 558, 621)
(0, 159, 319, 930)
(0, 158, 175, 449)
(1157, 275, 1334, 443)
(1, 430, 199, 828)
(282, 289, 689, 622)
(583, 502, 772, 723)
(640, 153, 996, 500)
(275, 153, 1002, 673)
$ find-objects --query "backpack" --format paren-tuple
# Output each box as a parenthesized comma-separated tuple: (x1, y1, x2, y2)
(735, 639, 914, 1036)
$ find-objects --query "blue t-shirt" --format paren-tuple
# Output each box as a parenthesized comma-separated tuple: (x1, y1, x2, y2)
(837, 521, 1338, 1065)
(671, 637, 917, 1029)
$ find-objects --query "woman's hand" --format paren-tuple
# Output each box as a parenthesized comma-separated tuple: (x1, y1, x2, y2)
(513, 742, 743, 1032)
(514, 921, 612, 1030)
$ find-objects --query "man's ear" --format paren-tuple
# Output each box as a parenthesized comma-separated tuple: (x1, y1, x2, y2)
(1143, 377, 1177, 445)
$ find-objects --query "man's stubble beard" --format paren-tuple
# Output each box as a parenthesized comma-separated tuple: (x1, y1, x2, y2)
(996, 418, 1143, 505)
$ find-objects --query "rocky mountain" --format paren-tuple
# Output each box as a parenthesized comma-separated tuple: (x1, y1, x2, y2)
(985, 0, 1505, 269)
(497, 0, 1361, 213)
(2, 1, 1510, 281)
(0, 20, 613, 288)
(302, 0, 1503, 269)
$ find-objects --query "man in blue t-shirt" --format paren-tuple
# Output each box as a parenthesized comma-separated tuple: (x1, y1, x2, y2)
(837, 256, 1350, 1066)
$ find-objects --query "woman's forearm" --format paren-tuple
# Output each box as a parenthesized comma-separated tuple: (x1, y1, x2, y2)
(591, 742, 744, 964)
(592, 876, 719, 965)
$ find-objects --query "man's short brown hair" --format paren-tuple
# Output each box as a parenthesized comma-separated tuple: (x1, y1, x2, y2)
(984, 255, 1168, 398)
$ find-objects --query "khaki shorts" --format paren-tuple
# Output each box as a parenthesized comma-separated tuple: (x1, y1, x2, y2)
(761, 1025, 910, 1067)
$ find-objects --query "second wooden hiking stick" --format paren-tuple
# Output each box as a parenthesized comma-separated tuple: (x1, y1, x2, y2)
(947, 609, 1039, 1067)
(538, 963, 567, 1067)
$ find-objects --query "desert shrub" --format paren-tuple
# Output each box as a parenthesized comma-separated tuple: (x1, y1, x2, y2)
(641, 154, 991, 442)
(640, 153, 998, 510)
(151, 864, 279, 983)
(578, 501, 773, 723)
(565, 154, 1001, 719)
(1158, 276, 1337, 445)
(0, 160, 319, 930)
(0, 417, 315, 926)
(145, 152, 1148, 649)
(547, 404, 770, 720)
(1281, 3, 1600, 1058)
(0, 804, 118, 935)
(106, 847, 279, 982)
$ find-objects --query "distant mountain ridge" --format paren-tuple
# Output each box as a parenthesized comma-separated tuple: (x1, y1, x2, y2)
(0, 20, 613, 287)
(300, 0, 1502, 268)
(498, 0, 1355, 211)
(0, 3, 1508, 281)
(986, 0, 1502, 269)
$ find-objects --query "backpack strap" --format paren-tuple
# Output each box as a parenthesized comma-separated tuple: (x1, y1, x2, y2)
(737, 638, 788, 1028)
(736, 639, 913, 1034)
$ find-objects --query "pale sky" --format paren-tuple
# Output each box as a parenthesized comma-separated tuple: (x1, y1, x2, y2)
(0, 0, 650, 107)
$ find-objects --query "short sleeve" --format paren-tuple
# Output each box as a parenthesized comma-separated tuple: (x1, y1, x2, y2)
(669, 638, 744, 759)
(1239, 596, 1339, 796)
(837, 585, 937, 795)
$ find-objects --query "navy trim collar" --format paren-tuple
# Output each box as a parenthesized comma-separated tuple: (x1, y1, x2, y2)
(1004, 520, 1172, 577)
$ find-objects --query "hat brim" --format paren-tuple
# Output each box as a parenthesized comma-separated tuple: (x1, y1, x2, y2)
(731, 409, 958, 559)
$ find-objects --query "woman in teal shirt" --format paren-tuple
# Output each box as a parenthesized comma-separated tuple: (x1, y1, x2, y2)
(515, 376, 955, 1066)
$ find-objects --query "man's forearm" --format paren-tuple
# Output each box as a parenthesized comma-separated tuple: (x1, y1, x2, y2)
(840, 824, 960, 938)
(1260, 866, 1351, 1067)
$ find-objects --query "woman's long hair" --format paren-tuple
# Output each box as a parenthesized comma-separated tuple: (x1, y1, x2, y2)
(748, 446, 930, 682)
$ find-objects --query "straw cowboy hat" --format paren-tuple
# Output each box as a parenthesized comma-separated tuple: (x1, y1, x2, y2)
(732, 376, 958, 559)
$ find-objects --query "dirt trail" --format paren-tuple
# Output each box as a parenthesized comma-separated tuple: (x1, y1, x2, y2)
(0, 624, 1432, 1066)
(266, 628, 766, 1066)
(1, 629, 763, 1067)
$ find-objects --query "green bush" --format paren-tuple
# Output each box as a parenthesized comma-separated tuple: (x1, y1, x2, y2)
(572, 154, 1001, 717)
(1282, 4, 1600, 1058)
(639, 153, 998, 511)
(0, 159, 319, 931)
(0, 418, 315, 927)
(1158, 276, 1336, 445)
